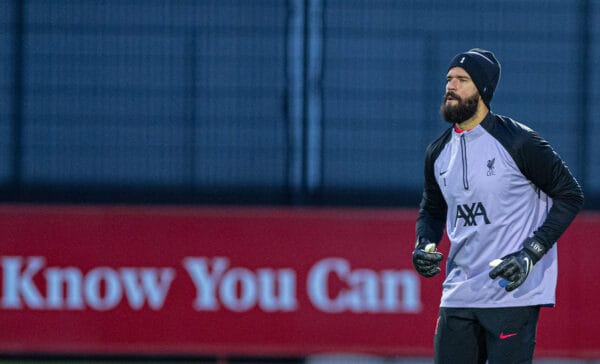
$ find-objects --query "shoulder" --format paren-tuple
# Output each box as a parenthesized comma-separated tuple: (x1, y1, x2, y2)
(425, 127, 453, 160)
(482, 113, 567, 186)
(481, 113, 545, 153)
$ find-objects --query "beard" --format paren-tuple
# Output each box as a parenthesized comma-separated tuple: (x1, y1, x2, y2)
(440, 91, 479, 124)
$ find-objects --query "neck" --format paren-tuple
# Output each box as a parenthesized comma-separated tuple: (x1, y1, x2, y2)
(456, 101, 489, 131)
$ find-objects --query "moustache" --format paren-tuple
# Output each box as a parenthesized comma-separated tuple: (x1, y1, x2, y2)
(444, 92, 461, 102)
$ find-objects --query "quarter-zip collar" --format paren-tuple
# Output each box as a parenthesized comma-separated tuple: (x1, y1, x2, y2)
(452, 109, 493, 134)
(452, 112, 493, 140)
(453, 124, 466, 133)
(451, 112, 494, 190)
(460, 133, 469, 190)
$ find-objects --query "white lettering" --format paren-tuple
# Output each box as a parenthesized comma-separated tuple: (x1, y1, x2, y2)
(1, 255, 419, 314)
(1, 257, 176, 311)
(257, 268, 297, 312)
(381, 270, 420, 312)
(307, 257, 347, 313)
(45, 267, 84, 309)
(84, 267, 122, 311)
(184, 257, 298, 312)
(347, 268, 379, 312)
(183, 257, 229, 310)
(220, 267, 256, 312)
(1, 256, 45, 309)
(307, 257, 422, 313)
(120, 268, 176, 310)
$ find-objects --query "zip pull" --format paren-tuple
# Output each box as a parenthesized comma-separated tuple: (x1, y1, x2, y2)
(460, 134, 469, 190)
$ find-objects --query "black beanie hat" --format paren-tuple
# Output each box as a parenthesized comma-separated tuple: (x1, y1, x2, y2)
(448, 48, 501, 107)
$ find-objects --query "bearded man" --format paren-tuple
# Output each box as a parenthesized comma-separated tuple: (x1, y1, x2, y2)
(411, 48, 584, 364)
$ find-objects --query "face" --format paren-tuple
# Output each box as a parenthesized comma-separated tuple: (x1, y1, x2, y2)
(440, 67, 481, 124)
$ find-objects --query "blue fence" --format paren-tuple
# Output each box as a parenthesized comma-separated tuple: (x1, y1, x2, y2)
(0, 0, 597, 208)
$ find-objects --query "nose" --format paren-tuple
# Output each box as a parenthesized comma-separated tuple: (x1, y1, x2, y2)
(446, 78, 457, 91)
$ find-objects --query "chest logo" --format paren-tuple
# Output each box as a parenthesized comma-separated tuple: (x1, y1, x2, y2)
(455, 202, 491, 227)
(487, 158, 496, 176)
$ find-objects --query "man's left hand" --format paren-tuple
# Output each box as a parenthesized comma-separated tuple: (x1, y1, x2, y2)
(488, 249, 534, 292)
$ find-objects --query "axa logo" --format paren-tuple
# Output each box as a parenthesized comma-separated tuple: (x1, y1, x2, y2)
(455, 202, 491, 227)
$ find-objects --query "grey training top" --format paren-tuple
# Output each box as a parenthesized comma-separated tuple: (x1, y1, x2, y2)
(416, 112, 583, 308)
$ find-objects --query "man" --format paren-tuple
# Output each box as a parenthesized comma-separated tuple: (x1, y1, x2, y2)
(412, 48, 584, 363)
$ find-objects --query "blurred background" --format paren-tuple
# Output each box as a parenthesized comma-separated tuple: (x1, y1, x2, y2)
(1, 0, 598, 208)
(1, 0, 599, 363)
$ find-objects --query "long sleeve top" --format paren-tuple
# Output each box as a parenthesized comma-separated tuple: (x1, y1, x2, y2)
(416, 112, 584, 308)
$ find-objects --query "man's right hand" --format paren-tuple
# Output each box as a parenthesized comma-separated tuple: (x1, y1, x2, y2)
(412, 240, 443, 277)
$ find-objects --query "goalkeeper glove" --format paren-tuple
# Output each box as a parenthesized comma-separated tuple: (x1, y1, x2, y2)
(488, 237, 547, 292)
(412, 238, 443, 278)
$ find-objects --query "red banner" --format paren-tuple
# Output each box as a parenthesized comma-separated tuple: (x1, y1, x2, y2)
(0, 205, 598, 358)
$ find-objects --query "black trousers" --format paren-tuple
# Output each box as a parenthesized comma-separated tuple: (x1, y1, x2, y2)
(434, 306, 540, 364)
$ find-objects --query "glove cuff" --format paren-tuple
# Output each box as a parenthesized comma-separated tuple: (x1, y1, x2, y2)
(415, 236, 436, 250)
(523, 237, 547, 264)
